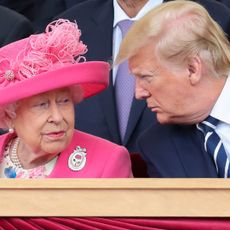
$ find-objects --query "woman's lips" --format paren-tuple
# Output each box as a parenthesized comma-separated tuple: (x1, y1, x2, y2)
(44, 131, 66, 139)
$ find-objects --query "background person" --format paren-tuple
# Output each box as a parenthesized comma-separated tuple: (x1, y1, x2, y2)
(0, 0, 84, 32)
(0, 5, 33, 47)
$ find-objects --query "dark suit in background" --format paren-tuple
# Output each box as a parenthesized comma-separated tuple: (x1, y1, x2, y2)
(216, 0, 230, 9)
(196, 0, 230, 38)
(0, 5, 34, 47)
(0, 0, 84, 32)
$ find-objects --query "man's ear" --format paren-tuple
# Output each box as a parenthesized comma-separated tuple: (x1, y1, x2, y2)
(187, 56, 202, 85)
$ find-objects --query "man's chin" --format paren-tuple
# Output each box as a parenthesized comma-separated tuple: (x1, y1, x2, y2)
(156, 113, 184, 125)
(156, 115, 172, 124)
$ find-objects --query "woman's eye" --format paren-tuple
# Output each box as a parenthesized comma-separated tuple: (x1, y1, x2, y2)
(34, 102, 49, 108)
(58, 98, 70, 105)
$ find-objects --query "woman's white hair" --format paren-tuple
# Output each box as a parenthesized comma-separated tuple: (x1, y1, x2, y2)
(0, 103, 17, 130)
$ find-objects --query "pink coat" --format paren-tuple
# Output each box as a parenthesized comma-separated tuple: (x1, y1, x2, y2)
(0, 130, 133, 178)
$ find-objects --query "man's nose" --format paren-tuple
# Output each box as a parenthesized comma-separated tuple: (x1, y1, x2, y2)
(135, 81, 150, 100)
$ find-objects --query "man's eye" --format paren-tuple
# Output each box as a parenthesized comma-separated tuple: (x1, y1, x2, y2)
(141, 75, 153, 82)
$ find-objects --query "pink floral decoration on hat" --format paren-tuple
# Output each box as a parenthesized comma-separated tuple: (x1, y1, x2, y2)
(0, 59, 18, 86)
(0, 19, 87, 88)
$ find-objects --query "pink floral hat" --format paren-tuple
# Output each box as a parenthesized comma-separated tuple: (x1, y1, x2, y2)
(0, 19, 109, 105)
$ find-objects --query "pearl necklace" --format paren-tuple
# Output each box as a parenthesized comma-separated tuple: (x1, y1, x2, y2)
(10, 137, 23, 168)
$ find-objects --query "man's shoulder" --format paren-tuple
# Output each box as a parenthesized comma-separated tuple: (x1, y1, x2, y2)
(196, 0, 230, 38)
(0, 6, 33, 47)
(139, 122, 174, 140)
(138, 122, 196, 148)
(0, 5, 32, 23)
(59, 0, 112, 19)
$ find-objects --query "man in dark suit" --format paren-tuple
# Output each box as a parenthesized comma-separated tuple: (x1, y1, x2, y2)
(0, 5, 34, 47)
(116, 0, 230, 178)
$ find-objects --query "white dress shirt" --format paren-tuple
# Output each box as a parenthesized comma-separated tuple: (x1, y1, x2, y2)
(210, 75, 230, 158)
(112, 0, 163, 84)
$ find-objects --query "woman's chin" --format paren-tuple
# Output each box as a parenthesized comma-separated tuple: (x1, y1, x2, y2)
(43, 145, 66, 155)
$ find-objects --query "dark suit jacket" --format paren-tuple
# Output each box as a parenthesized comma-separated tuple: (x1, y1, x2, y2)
(138, 123, 218, 178)
(59, 0, 156, 152)
(216, 0, 230, 9)
(0, 5, 34, 47)
(165, 0, 230, 39)
(196, 0, 230, 39)
(0, 0, 84, 32)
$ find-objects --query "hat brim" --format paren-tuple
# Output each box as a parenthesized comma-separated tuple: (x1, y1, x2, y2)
(0, 61, 109, 105)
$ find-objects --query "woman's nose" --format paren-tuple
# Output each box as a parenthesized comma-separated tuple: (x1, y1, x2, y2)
(48, 104, 63, 123)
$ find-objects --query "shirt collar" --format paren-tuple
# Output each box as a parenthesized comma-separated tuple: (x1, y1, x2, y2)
(113, 0, 163, 27)
(210, 75, 230, 124)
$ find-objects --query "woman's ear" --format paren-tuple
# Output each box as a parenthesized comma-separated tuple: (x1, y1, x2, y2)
(187, 56, 202, 85)
(4, 114, 14, 131)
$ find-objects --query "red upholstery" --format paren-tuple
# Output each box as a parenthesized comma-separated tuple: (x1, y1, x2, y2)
(1, 217, 230, 229)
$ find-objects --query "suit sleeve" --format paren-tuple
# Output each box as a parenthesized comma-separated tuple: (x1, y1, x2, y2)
(101, 145, 133, 178)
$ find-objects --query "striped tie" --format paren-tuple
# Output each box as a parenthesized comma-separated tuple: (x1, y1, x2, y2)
(197, 116, 230, 178)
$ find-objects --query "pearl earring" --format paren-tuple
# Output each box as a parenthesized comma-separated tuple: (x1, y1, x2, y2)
(9, 128, 14, 133)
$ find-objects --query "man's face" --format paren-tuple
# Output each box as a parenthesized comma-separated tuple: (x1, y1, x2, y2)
(129, 41, 211, 125)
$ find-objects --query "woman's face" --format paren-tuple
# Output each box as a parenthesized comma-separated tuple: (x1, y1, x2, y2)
(12, 88, 75, 155)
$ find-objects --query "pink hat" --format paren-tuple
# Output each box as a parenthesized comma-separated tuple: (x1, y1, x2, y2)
(0, 19, 109, 105)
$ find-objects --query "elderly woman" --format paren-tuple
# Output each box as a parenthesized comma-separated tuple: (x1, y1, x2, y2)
(0, 19, 133, 178)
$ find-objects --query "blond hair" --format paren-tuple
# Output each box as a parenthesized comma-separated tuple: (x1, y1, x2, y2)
(116, 0, 230, 76)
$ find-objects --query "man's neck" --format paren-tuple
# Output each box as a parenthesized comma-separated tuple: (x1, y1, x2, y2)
(117, 0, 149, 18)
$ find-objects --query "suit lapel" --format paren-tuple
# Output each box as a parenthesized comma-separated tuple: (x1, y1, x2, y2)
(99, 74, 121, 144)
(123, 98, 146, 145)
(172, 125, 218, 177)
(91, 1, 121, 144)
